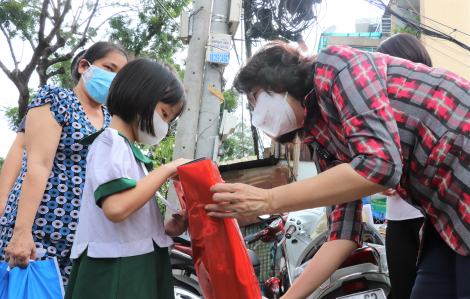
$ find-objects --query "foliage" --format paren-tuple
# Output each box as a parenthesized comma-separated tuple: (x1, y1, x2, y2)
(222, 90, 238, 113)
(0, 0, 39, 41)
(220, 93, 255, 161)
(107, 0, 191, 64)
(0, 157, 4, 174)
(49, 58, 75, 89)
(137, 131, 177, 219)
(221, 119, 256, 161)
(393, 16, 421, 38)
(1, 0, 190, 130)
(0, 0, 121, 123)
(2, 88, 35, 132)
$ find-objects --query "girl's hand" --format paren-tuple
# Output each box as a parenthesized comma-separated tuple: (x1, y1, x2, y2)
(5, 228, 36, 269)
(205, 183, 271, 219)
(165, 210, 188, 237)
(165, 158, 192, 181)
(379, 188, 397, 197)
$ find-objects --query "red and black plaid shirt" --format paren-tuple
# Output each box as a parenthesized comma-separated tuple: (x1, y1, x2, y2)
(303, 46, 470, 256)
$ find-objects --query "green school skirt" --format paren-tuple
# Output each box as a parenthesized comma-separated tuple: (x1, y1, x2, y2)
(65, 242, 174, 299)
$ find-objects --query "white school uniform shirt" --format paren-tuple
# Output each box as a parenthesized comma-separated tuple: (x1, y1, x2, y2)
(70, 128, 173, 259)
(386, 194, 424, 221)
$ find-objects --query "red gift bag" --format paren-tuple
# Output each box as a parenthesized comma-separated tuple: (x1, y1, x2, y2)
(174, 158, 261, 299)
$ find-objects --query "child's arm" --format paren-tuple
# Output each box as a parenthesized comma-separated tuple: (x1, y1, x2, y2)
(165, 210, 188, 237)
(101, 158, 190, 223)
(281, 239, 357, 299)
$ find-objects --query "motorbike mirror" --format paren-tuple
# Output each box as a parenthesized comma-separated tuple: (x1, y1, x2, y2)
(258, 214, 272, 220)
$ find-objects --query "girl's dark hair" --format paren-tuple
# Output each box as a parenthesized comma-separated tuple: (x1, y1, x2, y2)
(106, 58, 186, 137)
(232, 40, 317, 144)
(377, 33, 433, 67)
(70, 41, 130, 83)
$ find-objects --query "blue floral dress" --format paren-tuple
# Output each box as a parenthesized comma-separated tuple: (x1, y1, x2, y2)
(0, 85, 111, 286)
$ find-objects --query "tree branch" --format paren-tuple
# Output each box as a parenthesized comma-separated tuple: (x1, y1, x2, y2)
(46, 53, 74, 67)
(0, 25, 18, 70)
(94, 8, 135, 31)
(76, 0, 100, 43)
(0, 60, 13, 81)
(26, 36, 36, 51)
(46, 67, 65, 79)
(45, 0, 71, 43)
(38, 0, 50, 43)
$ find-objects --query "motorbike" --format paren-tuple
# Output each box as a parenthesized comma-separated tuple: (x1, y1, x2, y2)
(245, 209, 391, 299)
(170, 235, 262, 299)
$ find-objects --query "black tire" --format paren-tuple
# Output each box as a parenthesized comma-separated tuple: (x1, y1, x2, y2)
(173, 274, 203, 298)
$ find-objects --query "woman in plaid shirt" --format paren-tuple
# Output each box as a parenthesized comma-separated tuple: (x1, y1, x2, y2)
(207, 41, 470, 298)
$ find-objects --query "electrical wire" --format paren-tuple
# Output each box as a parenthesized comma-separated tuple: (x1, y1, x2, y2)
(231, 36, 242, 67)
(393, 2, 470, 38)
(428, 37, 470, 58)
(153, 0, 179, 27)
(244, 0, 320, 42)
(364, 0, 470, 52)
(389, 17, 470, 70)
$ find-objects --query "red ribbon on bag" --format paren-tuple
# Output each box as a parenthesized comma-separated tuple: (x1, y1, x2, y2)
(174, 158, 261, 299)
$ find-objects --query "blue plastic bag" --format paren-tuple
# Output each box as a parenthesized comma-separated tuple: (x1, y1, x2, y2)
(0, 258, 64, 299)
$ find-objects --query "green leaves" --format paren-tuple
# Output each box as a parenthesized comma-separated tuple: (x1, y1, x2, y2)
(0, 0, 39, 41)
(219, 91, 256, 161)
(108, 0, 191, 62)
(393, 16, 421, 38)
(221, 120, 256, 161)
(2, 88, 35, 131)
(222, 90, 239, 113)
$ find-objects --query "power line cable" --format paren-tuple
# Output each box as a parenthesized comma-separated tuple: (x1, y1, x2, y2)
(389, 17, 470, 70)
(393, 2, 470, 38)
(153, 0, 179, 27)
(364, 0, 470, 52)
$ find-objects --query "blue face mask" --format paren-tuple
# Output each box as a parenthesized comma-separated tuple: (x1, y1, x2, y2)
(82, 62, 116, 104)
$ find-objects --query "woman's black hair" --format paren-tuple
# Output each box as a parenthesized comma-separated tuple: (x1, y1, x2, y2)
(232, 40, 318, 144)
(70, 41, 130, 83)
(106, 57, 186, 137)
(377, 33, 433, 67)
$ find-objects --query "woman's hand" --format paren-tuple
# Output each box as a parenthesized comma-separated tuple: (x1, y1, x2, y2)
(379, 188, 397, 197)
(165, 210, 188, 237)
(165, 158, 192, 181)
(4, 228, 36, 269)
(205, 183, 272, 219)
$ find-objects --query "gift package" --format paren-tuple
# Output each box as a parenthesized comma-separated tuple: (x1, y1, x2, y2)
(174, 158, 261, 299)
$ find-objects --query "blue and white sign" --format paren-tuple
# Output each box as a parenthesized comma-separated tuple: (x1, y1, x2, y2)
(209, 52, 230, 64)
(207, 32, 231, 65)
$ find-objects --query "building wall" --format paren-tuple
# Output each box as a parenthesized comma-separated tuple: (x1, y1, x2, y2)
(420, 0, 470, 80)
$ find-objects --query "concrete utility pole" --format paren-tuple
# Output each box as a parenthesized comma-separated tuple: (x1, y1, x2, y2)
(165, 0, 213, 221)
(194, 0, 231, 160)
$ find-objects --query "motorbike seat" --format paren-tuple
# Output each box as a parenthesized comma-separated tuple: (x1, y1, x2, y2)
(172, 234, 191, 247)
(247, 249, 261, 279)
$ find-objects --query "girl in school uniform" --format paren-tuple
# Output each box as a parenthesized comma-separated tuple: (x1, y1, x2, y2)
(65, 57, 190, 299)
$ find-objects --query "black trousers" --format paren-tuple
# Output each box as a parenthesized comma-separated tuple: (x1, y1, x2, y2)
(410, 222, 470, 299)
(386, 218, 424, 299)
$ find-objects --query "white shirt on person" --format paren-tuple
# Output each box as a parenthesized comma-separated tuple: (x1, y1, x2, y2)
(70, 128, 173, 259)
(386, 194, 423, 221)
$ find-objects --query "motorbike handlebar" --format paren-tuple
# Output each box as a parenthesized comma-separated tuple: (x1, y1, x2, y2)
(245, 232, 261, 245)
(285, 225, 296, 239)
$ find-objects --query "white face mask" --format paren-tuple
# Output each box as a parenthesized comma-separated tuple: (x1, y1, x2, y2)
(137, 112, 169, 146)
(252, 91, 298, 138)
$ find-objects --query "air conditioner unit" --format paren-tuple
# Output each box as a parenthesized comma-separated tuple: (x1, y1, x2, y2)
(229, 0, 242, 36)
(179, 12, 190, 45)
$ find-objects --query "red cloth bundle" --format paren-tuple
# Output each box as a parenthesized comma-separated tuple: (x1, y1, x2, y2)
(174, 158, 261, 299)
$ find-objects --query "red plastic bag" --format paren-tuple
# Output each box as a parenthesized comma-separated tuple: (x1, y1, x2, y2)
(174, 158, 262, 299)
